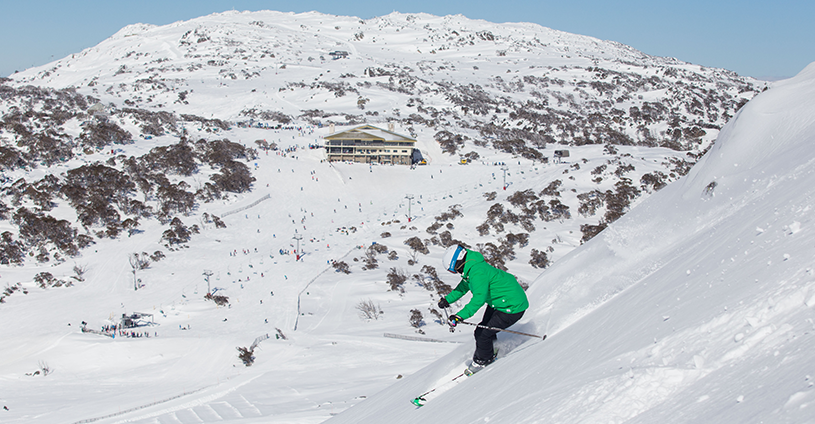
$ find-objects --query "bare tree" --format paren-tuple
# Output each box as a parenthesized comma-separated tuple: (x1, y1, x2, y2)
(128, 253, 149, 290)
(71, 263, 89, 282)
(362, 243, 388, 270)
(404, 236, 428, 264)
(387, 268, 408, 293)
(356, 299, 382, 320)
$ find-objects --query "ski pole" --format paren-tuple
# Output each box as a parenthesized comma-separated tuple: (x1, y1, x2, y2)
(459, 320, 546, 339)
(437, 296, 457, 333)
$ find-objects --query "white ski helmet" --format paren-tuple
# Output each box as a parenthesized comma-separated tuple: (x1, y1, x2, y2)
(442, 244, 466, 273)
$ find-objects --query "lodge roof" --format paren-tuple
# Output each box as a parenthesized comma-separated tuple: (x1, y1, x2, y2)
(324, 124, 415, 143)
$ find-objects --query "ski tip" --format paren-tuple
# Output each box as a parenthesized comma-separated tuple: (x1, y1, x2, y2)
(411, 397, 425, 407)
(542, 334, 547, 340)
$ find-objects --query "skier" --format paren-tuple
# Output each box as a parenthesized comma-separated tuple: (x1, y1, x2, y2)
(437, 244, 529, 372)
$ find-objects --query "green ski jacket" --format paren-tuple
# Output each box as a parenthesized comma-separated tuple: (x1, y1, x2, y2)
(443, 250, 529, 320)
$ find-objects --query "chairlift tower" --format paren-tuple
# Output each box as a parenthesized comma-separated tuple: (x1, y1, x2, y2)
(293, 233, 303, 261)
(405, 194, 414, 222)
(203, 270, 213, 295)
(501, 165, 509, 190)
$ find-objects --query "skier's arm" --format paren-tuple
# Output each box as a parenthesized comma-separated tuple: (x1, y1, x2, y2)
(444, 279, 470, 304)
(455, 270, 489, 320)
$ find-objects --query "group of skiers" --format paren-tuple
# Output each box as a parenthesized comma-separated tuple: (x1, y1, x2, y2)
(84, 323, 158, 339)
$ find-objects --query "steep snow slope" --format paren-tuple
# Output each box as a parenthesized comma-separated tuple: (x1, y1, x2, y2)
(326, 64, 815, 423)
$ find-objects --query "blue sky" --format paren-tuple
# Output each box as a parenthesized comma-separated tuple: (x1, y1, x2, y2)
(1, 0, 812, 80)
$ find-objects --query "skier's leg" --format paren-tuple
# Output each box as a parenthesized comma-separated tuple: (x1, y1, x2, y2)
(487, 309, 525, 331)
(474, 309, 525, 363)
(473, 307, 498, 363)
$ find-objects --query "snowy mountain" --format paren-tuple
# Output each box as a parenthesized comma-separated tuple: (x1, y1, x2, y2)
(10, 10, 760, 153)
(0, 9, 808, 424)
(0, 10, 763, 269)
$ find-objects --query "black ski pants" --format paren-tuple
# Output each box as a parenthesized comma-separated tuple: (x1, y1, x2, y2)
(473, 306, 524, 362)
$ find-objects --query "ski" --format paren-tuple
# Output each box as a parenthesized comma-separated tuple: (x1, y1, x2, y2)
(411, 334, 548, 407)
(411, 349, 501, 407)
(411, 369, 469, 407)
(410, 369, 467, 407)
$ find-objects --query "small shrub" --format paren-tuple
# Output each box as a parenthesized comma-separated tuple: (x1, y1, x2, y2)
(34, 272, 54, 288)
(72, 263, 88, 282)
(333, 260, 351, 274)
(237, 346, 255, 366)
(362, 243, 388, 270)
(580, 223, 607, 244)
(529, 249, 550, 269)
(426, 222, 442, 234)
(204, 292, 230, 306)
(0, 231, 25, 265)
(409, 309, 424, 328)
(404, 236, 428, 262)
(212, 215, 227, 228)
(356, 299, 382, 320)
(476, 222, 490, 236)
(387, 267, 407, 293)
(149, 250, 166, 262)
(540, 180, 562, 197)
(162, 218, 193, 245)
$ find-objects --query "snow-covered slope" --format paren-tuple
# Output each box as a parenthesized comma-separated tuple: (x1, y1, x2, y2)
(325, 64, 815, 423)
(0, 9, 807, 424)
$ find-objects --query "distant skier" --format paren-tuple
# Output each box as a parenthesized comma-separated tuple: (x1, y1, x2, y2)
(437, 244, 529, 372)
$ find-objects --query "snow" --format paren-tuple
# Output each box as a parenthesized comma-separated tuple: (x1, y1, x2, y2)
(1, 9, 813, 424)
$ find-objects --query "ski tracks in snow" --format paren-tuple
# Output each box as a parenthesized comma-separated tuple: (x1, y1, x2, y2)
(89, 373, 264, 424)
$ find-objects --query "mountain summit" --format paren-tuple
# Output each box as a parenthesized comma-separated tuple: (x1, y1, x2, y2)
(12, 10, 758, 153)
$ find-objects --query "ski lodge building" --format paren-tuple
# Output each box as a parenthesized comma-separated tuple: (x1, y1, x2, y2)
(323, 124, 417, 165)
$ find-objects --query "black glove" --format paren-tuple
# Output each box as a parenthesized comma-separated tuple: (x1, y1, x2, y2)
(437, 298, 450, 309)
(448, 314, 462, 327)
